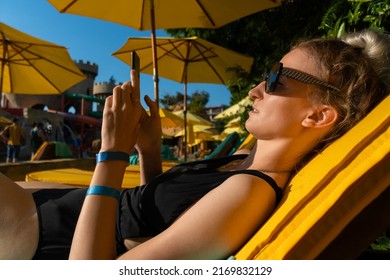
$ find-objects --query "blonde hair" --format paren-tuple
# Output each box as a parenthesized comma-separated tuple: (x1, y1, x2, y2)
(293, 29, 390, 168)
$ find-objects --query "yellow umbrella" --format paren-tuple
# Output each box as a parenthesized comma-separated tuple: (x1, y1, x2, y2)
(175, 124, 217, 149)
(0, 116, 12, 124)
(214, 96, 252, 119)
(48, 0, 281, 101)
(222, 117, 246, 135)
(174, 110, 213, 158)
(173, 110, 212, 126)
(113, 36, 253, 160)
(193, 125, 218, 142)
(0, 22, 85, 101)
(147, 107, 184, 128)
(48, 0, 281, 30)
(113, 37, 253, 84)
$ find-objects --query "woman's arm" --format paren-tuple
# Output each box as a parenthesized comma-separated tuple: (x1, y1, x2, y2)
(117, 174, 278, 259)
(69, 161, 127, 259)
(69, 71, 143, 259)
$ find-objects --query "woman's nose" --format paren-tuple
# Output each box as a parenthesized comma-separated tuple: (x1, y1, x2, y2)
(248, 81, 265, 99)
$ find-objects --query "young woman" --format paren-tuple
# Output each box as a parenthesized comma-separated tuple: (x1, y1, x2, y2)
(1, 29, 389, 260)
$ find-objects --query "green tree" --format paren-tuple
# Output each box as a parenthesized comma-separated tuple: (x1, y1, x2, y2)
(319, 0, 390, 37)
(108, 76, 116, 84)
(160, 92, 184, 111)
(188, 90, 210, 119)
(160, 90, 210, 119)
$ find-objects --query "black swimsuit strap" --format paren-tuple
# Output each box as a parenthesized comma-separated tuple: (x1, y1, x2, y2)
(168, 154, 283, 202)
(226, 169, 284, 203)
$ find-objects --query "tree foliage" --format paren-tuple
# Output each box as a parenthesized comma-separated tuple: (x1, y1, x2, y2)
(160, 92, 184, 110)
(159, 90, 210, 119)
(319, 0, 390, 37)
(188, 90, 209, 119)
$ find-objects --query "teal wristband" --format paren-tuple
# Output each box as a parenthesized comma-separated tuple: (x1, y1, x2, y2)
(96, 151, 129, 165)
(86, 186, 121, 201)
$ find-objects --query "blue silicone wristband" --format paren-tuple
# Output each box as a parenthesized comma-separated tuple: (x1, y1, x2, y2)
(96, 151, 129, 165)
(86, 186, 121, 201)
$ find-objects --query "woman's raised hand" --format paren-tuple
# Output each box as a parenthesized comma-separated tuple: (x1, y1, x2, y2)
(100, 70, 143, 154)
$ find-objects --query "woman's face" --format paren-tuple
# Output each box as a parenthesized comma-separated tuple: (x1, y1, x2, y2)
(245, 48, 321, 141)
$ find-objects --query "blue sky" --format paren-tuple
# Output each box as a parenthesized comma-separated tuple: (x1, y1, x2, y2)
(1, 0, 232, 107)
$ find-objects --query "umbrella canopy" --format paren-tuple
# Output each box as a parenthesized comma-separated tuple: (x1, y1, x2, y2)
(48, 0, 281, 101)
(173, 110, 212, 126)
(221, 116, 246, 135)
(0, 115, 12, 124)
(0, 22, 85, 98)
(190, 124, 216, 142)
(147, 107, 184, 128)
(113, 36, 253, 85)
(175, 124, 215, 145)
(113, 36, 252, 160)
(48, 0, 281, 30)
(214, 96, 252, 120)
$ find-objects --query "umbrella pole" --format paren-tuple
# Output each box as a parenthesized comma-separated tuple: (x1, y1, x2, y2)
(0, 63, 4, 108)
(150, 0, 159, 106)
(183, 80, 188, 162)
(0, 41, 6, 107)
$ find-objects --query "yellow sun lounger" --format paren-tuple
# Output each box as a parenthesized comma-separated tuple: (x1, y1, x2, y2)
(25, 164, 174, 188)
(234, 95, 390, 260)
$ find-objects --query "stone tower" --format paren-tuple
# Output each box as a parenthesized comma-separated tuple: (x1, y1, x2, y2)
(93, 78, 117, 112)
(63, 60, 99, 114)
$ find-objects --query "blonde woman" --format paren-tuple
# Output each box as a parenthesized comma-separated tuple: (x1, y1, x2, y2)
(1, 29, 389, 260)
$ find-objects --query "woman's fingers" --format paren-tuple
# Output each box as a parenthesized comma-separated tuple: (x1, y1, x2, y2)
(104, 95, 113, 110)
(145, 95, 159, 118)
(121, 82, 131, 107)
(112, 85, 122, 110)
(106, 71, 142, 116)
(130, 70, 140, 103)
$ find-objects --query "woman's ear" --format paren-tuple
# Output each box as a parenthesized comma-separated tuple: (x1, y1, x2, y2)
(302, 105, 338, 128)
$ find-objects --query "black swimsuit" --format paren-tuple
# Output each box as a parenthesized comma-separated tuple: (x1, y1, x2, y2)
(32, 154, 283, 259)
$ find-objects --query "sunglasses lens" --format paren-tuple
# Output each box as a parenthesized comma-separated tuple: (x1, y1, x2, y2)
(263, 69, 269, 91)
(267, 63, 282, 93)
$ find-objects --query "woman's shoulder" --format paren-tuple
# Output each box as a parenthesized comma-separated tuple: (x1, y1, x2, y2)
(225, 170, 284, 203)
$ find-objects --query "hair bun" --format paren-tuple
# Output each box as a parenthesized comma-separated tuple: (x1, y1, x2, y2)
(342, 30, 390, 88)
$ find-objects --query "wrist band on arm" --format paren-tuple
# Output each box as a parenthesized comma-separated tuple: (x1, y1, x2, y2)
(96, 151, 130, 165)
(86, 185, 121, 201)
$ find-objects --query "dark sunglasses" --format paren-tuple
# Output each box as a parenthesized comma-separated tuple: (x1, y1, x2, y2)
(263, 62, 341, 93)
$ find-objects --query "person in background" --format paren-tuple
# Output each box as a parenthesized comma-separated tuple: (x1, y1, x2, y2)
(30, 122, 46, 159)
(2, 118, 23, 163)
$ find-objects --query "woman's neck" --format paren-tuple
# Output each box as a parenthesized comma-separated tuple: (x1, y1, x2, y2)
(233, 138, 310, 188)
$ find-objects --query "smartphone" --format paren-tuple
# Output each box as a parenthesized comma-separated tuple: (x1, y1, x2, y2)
(131, 51, 140, 78)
